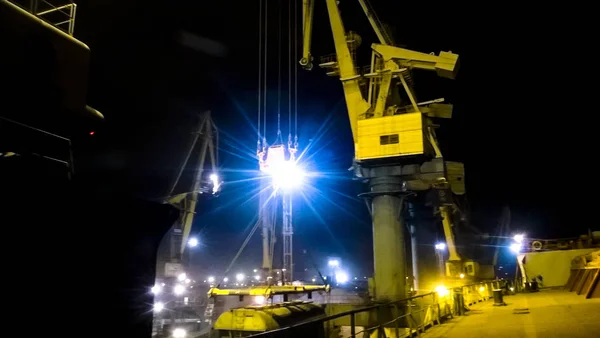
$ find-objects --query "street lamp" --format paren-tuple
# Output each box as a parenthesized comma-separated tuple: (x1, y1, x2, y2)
(207, 276, 215, 283)
(236, 273, 245, 282)
(435, 243, 446, 250)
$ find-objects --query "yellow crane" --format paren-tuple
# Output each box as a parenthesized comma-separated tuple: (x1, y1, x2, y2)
(300, 0, 467, 299)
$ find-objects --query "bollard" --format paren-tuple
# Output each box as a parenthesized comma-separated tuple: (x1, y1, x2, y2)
(493, 289, 505, 306)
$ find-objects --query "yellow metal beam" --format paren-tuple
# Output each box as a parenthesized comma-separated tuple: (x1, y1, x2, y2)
(208, 284, 330, 298)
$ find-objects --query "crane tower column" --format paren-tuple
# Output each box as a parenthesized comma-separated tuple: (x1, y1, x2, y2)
(368, 175, 407, 301)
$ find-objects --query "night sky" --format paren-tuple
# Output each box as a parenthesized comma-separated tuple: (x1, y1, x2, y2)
(73, 1, 595, 277)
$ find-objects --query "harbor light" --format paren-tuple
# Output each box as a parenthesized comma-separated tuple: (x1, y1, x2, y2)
(271, 161, 305, 190)
(188, 237, 199, 247)
(435, 243, 446, 250)
(435, 285, 450, 297)
(236, 273, 245, 282)
(151, 284, 162, 295)
(177, 273, 186, 282)
(328, 259, 340, 268)
(174, 284, 185, 295)
(208, 276, 215, 283)
(513, 234, 525, 243)
(335, 271, 349, 284)
(510, 243, 522, 254)
(173, 328, 187, 338)
(153, 302, 164, 313)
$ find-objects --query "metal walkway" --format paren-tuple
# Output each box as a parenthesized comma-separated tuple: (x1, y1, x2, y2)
(422, 289, 600, 338)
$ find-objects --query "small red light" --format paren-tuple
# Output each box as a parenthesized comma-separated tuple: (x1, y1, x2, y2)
(89, 131, 95, 135)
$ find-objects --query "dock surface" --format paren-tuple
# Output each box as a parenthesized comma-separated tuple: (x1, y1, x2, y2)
(423, 289, 600, 338)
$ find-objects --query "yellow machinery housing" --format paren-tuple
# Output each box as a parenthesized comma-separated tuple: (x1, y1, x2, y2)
(356, 112, 428, 160)
(213, 301, 325, 337)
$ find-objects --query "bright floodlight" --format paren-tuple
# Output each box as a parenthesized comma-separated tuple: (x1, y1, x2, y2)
(153, 302, 164, 313)
(435, 243, 446, 250)
(335, 271, 349, 284)
(459, 273, 465, 279)
(207, 276, 215, 283)
(209, 173, 218, 182)
(510, 243, 522, 254)
(173, 284, 185, 295)
(223, 277, 229, 282)
(177, 273, 186, 281)
(254, 275, 260, 281)
(151, 284, 162, 295)
(328, 259, 340, 268)
(188, 237, 199, 247)
(236, 273, 245, 282)
(513, 234, 525, 243)
(173, 328, 187, 338)
(435, 285, 449, 297)
(271, 160, 305, 190)
(311, 278, 316, 282)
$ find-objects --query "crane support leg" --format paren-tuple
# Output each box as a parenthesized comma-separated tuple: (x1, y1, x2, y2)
(440, 205, 460, 262)
(369, 176, 407, 301)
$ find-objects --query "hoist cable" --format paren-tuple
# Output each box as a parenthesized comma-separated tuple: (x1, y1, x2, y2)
(276, 0, 282, 142)
(257, 0, 263, 152)
(287, 0, 292, 147)
(294, 0, 299, 145)
(262, 0, 268, 150)
(223, 216, 262, 277)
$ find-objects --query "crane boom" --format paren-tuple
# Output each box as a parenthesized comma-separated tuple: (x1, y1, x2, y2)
(357, 0, 393, 45)
(300, 0, 458, 161)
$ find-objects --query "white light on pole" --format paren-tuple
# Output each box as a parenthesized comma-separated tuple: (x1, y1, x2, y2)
(435, 243, 446, 250)
(153, 302, 164, 313)
(513, 234, 525, 244)
(207, 276, 215, 283)
(188, 237, 199, 248)
(177, 273, 186, 282)
(335, 271, 349, 284)
(223, 277, 229, 282)
(328, 259, 340, 268)
(236, 273, 245, 282)
(254, 275, 260, 281)
(174, 284, 185, 295)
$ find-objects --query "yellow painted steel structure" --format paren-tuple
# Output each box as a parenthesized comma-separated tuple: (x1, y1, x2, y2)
(356, 112, 426, 160)
(301, 0, 459, 162)
(213, 301, 325, 334)
(208, 284, 329, 298)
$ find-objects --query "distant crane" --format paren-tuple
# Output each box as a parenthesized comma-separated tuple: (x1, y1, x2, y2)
(157, 111, 220, 281)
